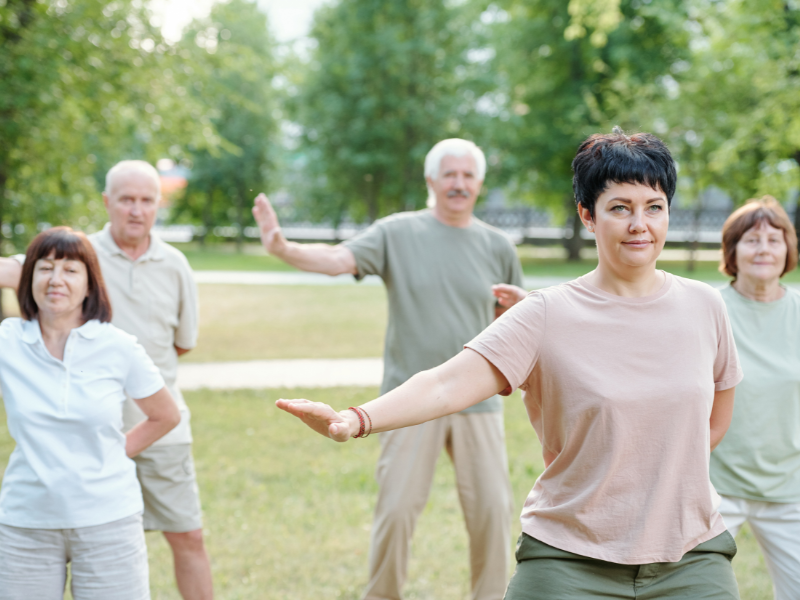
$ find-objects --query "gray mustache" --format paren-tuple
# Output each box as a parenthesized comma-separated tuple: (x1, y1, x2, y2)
(447, 190, 470, 198)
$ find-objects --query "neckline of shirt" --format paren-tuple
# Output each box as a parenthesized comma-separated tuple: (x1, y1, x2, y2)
(20, 318, 103, 345)
(576, 270, 673, 304)
(725, 282, 791, 309)
(422, 209, 477, 232)
(98, 222, 166, 263)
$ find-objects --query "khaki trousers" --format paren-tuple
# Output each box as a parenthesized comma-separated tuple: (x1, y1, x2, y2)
(364, 411, 513, 600)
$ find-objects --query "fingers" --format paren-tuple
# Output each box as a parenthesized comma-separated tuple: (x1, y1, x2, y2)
(275, 399, 351, 441)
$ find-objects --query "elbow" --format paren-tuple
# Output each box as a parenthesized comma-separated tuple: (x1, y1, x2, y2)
(166, 406, 182, 430)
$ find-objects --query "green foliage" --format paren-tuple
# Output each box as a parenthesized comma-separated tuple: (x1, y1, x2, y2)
(484, 0, 688, 210)
(0, 0, 217, 253)
(293, 0, 486, 223)
(171, 0, 279, 247)
(647, 0, 800, 204)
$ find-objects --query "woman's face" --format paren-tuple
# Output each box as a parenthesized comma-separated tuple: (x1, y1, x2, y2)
(735, 220, 787, 284)
(32, 253, 89, 321)
(579, 182, 669, 272)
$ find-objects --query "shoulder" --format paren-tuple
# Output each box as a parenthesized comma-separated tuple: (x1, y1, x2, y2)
(374, 210, 430, 231)
(82, 321, 142, 354)
(670, 275, 725, 306)
(470, 217, 517, 249)
(0, 317, 25, 340)
(783, 285, 800, 303)
(159, 241, 193, 272)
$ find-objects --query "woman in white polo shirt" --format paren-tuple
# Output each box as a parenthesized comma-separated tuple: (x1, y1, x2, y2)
(0, 227, 180, 600)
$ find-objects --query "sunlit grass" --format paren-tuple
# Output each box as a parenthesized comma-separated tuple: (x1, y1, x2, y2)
(0, 389, 773, 599)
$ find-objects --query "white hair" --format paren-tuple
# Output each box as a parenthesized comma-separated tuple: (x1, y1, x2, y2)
(424, 138, 487, 208)
(104, 160, 161, 196)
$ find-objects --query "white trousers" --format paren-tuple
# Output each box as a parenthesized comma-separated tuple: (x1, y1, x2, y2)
(0, 513, 149, 600)
(718, 495, 800, 600)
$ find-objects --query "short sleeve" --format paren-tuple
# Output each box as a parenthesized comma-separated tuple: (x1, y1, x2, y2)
(174, 258, 199, 350)
(713, 296, 743, 391)
(465, 291, 546, 394)
(124, 340, 166, 400)
(343, 222, 386, 280)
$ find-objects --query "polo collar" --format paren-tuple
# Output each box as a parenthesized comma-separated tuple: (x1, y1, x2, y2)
(99, 222, 166, 263)
(20, 318, 103, 344)
(20, 319, 41, 345)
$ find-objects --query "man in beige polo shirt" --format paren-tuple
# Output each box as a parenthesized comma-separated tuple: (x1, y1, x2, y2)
(0, 161, 212, 599)
(94, 160, 211, 600)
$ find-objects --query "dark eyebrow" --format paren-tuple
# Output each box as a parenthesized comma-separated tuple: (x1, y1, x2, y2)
(608, 197, 666, 203)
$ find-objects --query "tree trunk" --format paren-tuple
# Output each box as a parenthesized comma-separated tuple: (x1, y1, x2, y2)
(200, 188, 214, 247)
(563, 198, 583, 262)
(687, 204, 701, 273)
(794, 152, 800, 253)
(235, 188, 245, 253)
(0, 164, 7, 322)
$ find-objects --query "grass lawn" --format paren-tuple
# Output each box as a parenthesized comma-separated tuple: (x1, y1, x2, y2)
(0, 388, 772, 599)
(187, 284, 388, 362)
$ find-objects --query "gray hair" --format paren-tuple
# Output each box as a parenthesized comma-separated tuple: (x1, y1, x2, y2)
(424, 139, 486, 207)
(104, 160, 161, 196)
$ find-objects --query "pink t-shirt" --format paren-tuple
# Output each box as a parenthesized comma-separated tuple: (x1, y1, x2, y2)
(466, 273, 742, 564)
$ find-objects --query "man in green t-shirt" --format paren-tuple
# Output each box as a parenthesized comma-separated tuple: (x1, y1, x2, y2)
(253, 138, 523, 600)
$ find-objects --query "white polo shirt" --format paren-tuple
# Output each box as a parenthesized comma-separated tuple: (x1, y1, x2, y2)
(0, 318, 165, 529)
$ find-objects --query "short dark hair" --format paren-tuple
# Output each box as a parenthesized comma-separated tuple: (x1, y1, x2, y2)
(572, 128, 677, 216)
(720, 195, 798, 279)
(18, 226, 112, 323)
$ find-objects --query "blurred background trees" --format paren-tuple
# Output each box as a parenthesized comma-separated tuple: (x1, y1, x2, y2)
(2, 0, 800, 254)
(0, 0, 216, 251)
(292, 0, 485, 224)
(171, 0, 279, 249)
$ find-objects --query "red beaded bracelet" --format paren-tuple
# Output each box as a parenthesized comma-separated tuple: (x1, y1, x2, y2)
(361, 407, 373, 438)
(348, 407, 366, 438)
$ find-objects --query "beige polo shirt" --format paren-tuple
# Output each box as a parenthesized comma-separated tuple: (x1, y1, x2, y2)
(89, 224, 199, 446)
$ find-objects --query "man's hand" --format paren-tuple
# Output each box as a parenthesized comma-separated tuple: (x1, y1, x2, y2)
(252, 193, 286, 256)
(492, 283, 527, 308)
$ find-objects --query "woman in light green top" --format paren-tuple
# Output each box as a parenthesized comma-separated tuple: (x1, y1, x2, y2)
(711, 196, 800, 600)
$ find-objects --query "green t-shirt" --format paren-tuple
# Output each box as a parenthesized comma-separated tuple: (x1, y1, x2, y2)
(344, 209, 523, 413)
(710, 284, 800, 503)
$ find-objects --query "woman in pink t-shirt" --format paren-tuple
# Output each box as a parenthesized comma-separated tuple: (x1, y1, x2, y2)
(277, 129, 742, 599)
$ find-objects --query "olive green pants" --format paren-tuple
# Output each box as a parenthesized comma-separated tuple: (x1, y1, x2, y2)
(504, 531, 740, 599)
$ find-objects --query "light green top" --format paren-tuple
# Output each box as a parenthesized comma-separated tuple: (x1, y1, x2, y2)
(710, 284, 800, 503)
(344, 209, 523, 413)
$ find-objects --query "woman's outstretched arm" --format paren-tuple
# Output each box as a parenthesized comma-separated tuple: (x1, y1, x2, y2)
(276, 348, 509, 442)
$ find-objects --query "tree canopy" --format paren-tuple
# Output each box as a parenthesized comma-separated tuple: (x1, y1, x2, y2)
(3, 0, 800, 254)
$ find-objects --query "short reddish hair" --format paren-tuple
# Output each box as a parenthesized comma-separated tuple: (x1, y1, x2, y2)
(18, 227, 112, 322)
(720, 196, 798, 279)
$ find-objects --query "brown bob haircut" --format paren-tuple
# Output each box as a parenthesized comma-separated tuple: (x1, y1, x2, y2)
(18, 226, 112, 322)
(720, 195, 798, 279)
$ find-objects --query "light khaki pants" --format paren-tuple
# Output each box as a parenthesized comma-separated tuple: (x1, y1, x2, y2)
(0, 513, 149, 600)
(364, 411, 513, 600)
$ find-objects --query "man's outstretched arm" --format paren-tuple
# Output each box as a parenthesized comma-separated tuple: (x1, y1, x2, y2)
(252, 193, 357, 276)
(0, 257, 22, 290)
